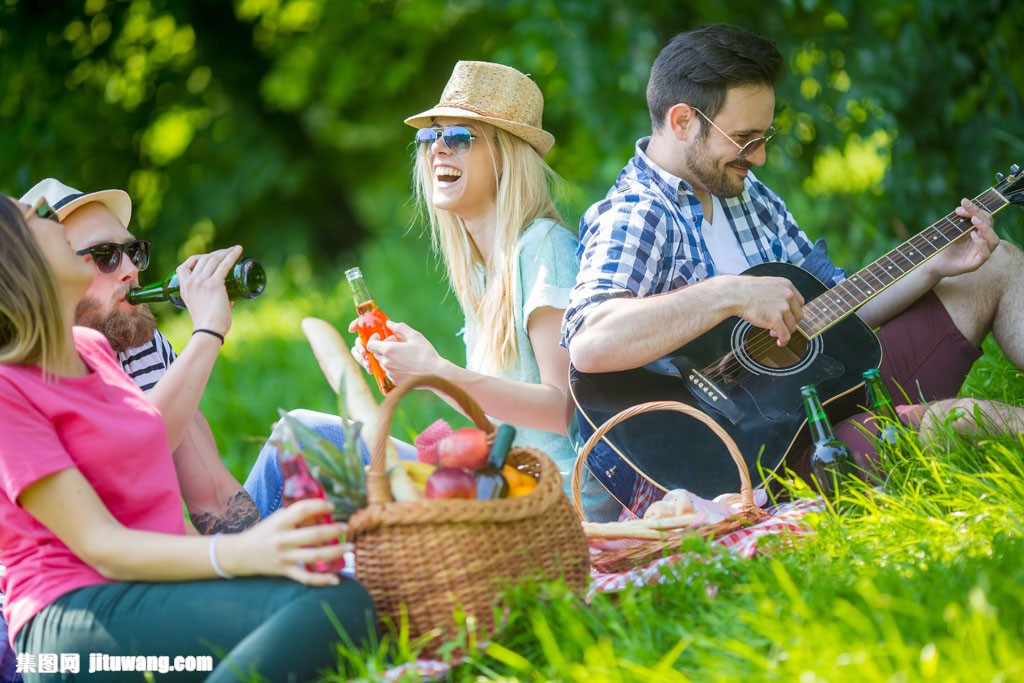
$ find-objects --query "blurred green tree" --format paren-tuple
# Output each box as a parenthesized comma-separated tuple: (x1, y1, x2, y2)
(1, 0, 1021, 280)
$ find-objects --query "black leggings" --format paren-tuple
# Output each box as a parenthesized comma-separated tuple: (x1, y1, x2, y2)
(14, 576, 375, 682)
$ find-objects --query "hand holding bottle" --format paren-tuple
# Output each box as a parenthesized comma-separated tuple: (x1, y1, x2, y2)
(176, 246, 242, 339)
(211, 498, 348, 587)
(350, 320, 449, 386)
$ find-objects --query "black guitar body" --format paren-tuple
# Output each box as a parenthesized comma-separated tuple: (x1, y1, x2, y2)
(570, 262, 882, 504)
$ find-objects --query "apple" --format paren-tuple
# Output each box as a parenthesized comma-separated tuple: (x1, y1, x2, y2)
(437, 428, 489, 469)
(425, 467, 477, 500)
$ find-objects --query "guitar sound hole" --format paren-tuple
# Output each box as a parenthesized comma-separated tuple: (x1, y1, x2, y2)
(743, 328, 809, 369)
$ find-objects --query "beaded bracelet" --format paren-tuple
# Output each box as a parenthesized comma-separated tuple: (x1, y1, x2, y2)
(192, 328, 226, 345)
(208, 533, 234, 579)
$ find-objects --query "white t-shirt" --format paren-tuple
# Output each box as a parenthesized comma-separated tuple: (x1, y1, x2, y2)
(702, 195, 749, 274)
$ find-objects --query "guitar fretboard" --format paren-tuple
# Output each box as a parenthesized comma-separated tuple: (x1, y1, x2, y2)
(798, 188, 1009, 338)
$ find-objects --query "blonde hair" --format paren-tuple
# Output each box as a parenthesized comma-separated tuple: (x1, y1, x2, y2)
(413, 125, 564, 371)
(0, 198, 69, 375)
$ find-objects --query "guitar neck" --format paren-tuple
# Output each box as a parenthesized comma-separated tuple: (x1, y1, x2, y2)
(798, 187, 1010, 338)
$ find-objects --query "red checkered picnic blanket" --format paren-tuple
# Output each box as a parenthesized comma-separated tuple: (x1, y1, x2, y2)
(377, 496, 824, 682)
(587, 497, 824, 595)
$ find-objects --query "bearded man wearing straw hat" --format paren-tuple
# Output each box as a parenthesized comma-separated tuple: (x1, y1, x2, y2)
(16, 178, 369, 528)
(18, 177, 267, 534)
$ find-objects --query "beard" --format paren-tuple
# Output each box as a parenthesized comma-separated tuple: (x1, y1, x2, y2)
(686, 139, 751, 200)
(75, 296, 159, 354)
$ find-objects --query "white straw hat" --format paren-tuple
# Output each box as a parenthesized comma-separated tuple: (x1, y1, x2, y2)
(19, 177, 132, 226)
(404, 61, 555, 157)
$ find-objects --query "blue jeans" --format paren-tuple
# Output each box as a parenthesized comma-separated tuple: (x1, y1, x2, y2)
(243, 409, 417, 519)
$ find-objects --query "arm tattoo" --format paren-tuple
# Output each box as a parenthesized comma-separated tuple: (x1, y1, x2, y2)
(190, 490, 261, 535)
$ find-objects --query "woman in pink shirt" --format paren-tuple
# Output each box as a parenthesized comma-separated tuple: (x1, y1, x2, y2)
(0, 196, 374, 682)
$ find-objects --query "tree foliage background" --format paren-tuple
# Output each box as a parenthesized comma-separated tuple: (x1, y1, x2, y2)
(4, 0, 1023, 276)
(2, 0, 1024, 473)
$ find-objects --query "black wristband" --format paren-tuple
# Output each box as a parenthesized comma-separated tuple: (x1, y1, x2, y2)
(192, 328, 225, 345)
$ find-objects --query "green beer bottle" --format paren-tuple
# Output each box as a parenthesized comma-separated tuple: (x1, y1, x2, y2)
(863, 368, 901, 452)
(127, 257, 267, 309)
(801, 384, 857, 499)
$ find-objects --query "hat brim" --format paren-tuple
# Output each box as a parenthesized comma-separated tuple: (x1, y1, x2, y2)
(405, 106, 554, 157)
(54, 189, 132, 227)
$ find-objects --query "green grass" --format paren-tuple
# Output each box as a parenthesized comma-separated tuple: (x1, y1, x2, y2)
(157, 226, 1024, 681)
(328, 415, 1024, 682)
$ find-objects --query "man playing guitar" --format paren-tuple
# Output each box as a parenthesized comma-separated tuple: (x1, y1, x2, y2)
(563, 23, 1023, 519)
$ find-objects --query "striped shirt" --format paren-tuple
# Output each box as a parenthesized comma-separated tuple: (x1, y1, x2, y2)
(562, 137, 847, 347)
(118, 331, 176, 391)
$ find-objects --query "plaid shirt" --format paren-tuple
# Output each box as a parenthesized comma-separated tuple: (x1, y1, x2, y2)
(562, 137, 846, 347)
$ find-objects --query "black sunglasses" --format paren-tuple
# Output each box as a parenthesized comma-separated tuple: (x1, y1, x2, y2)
(414, 126, 478, 156)
(76, 240, 151, 274)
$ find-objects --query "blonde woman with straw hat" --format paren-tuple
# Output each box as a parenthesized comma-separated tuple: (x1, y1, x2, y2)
(352, 60, 606, 511)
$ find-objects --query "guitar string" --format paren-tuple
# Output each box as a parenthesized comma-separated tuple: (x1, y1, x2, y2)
(702, 190, 1000, 382)
(700, 208, 977, 383)
(698, 191, 1003, 385)
(800, 190, 1002, 335)
(715, 198, 987, 379)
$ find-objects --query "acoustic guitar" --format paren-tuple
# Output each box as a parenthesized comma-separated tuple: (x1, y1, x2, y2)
(570, 165, 1024, 505)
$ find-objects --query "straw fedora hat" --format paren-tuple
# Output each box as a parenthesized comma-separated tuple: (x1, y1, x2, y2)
(20, 177, 132, 226)
(405, 61, 555, 157)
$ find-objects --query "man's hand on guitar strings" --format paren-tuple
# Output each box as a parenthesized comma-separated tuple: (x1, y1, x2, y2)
(731, 275, 805, 347)
(931, 199, 1000, 279)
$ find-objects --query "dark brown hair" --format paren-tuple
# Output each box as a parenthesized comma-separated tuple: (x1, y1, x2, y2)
(647, 23, 784, 132)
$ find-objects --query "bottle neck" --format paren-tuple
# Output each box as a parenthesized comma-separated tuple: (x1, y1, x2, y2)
(348, 276, 373, 307)
(279, 450, 305, 474)
(802, 392, 837, 443)
(125, 274, 179, 305)
(865, 379, 898, 420)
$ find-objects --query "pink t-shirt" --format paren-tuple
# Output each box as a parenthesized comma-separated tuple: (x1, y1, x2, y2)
(0, 327, 185, 638)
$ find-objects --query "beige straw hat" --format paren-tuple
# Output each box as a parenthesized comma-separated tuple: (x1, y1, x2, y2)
(405, 60, 555, 157)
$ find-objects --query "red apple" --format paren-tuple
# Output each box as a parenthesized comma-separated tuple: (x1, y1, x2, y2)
(437, 428, 489, 469)
(425, 467, 477, 500)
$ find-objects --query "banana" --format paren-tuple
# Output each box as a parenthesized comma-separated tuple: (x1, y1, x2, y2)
(401, 461, 437, 490)
(387, 463, 424, 501)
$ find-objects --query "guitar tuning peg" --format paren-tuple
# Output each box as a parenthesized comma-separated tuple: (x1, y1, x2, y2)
(996, 172, 1005, 181)
(1011, 164, 1021, 174)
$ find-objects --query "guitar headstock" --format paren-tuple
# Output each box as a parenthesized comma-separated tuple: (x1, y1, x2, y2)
(995, 164, 1024, 207)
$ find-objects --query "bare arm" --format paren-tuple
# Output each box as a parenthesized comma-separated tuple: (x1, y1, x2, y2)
(19, 467, 344, 586)
(858, 199, 998, 328)
(568, 274, 805, 373)
(144, 247, 240, 448)
(432, 307, 574, 433)
(359, 310, 574, 434)
(172, 411, 260, 534)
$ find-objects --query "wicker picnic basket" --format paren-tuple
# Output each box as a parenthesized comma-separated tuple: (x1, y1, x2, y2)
(347, 375, 590, 648)
(571, 401, 769, 573)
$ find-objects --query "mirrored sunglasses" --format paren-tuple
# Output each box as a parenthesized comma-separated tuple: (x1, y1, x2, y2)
(75, 240, 151, 274)
(23, 197, 60, 223)
(414, 126, 477, 156)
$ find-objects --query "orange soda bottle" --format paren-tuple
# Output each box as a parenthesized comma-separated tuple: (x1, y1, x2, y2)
(345, 267, 396, 395)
